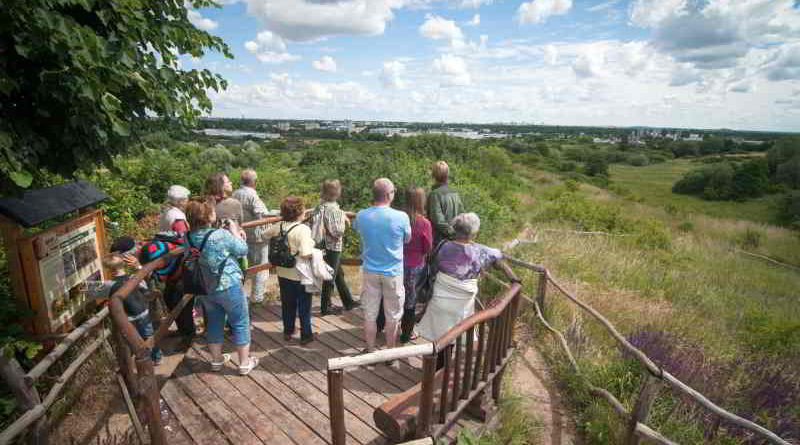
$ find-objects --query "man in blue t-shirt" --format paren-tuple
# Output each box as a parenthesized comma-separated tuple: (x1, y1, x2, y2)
(354, 178, 411, 355)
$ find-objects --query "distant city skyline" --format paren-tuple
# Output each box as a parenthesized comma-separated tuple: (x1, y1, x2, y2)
(185, 1, 800, 132)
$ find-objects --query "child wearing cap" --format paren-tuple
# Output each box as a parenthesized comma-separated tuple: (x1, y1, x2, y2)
(104, 241, 162, 365)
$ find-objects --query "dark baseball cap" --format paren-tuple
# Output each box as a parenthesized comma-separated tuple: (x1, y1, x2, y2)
(109, 236, 136, 254)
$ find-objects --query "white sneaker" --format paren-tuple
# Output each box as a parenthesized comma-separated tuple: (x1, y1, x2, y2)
(239, 356, 260, 375)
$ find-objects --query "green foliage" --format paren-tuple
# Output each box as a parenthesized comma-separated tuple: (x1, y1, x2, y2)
(584, 152, 609, 177)
(778, 191, 800, 227)
(673, 159, 769, 201)
(627, 153, 649, 166)
(0, 0, 232, 191)
(736, 228, 764, 249)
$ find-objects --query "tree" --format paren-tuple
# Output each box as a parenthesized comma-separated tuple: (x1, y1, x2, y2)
(731, 159, 769, 199)
(0, 0, 231, 190)
(585, 152, 609, 177)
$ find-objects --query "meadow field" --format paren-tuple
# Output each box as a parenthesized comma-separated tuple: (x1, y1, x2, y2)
(510, 166, 800, 443)
(609, 159, 782, 225)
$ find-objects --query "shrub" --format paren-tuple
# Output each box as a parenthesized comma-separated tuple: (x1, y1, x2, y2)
(585, 153, 609, 177)
(677, 221, 694, 232)
(736, 228, 764, 249)
(777, 191, 800, 227)
(627, 153, 649, 166)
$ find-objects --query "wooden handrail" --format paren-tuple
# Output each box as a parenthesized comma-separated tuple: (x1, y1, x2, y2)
(434, 282, 521, 349)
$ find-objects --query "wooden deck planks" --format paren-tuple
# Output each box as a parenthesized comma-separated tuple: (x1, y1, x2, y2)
(160, 301, 439, 445)
(250, 307, 395, 406)
(246, 315, 385, 443)
(184, 347, 296, 444)
(172, 366, 262, 445)
(262, 303, 423, 387)
(161, 379, 228, 445)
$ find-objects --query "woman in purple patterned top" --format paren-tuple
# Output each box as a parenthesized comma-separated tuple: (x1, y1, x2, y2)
(417, 213, 519, 344)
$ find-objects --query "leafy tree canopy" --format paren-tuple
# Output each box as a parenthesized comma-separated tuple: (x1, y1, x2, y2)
(0, 0, 231, 190)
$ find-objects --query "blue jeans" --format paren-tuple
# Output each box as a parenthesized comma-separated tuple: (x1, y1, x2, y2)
(278, 277, 313, 340)
(202, 284, 251, 346)
(132, 318, 162, 362)
(247, 242, 269, 302)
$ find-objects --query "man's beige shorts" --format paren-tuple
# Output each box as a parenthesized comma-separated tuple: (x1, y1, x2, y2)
(361, 271, 405, 323)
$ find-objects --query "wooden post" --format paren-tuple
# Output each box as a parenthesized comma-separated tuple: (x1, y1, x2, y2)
(626, 373, 661, 445)
(536, 272, 547, 316)
(136, 355, 165, 445)
(462, 327, 474, 399)
(450, 337, 462, 412)
(417, 355, 437, 438)
(327, 369, 346, 445)
(0, 356, 48, 445)
(438, 345, 452, 424)
(111, 327, 138, 396)
(473, 322, 485, 390)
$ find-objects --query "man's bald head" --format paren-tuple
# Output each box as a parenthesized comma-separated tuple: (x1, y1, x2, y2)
(372, 178, 396, 204)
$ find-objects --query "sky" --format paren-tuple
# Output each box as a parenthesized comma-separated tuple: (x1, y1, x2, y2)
(183, 0, 800, 131)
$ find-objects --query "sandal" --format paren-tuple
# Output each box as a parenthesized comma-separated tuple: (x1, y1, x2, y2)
(239, 356, 260, 376)
(210, 353, 230, 372)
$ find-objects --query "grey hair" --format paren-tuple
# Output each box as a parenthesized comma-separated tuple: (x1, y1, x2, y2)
(372, 178, 395, 203)
(166, 185, 190, 205)
(452, 213, 481, 239)
(241, 169, 257, 186)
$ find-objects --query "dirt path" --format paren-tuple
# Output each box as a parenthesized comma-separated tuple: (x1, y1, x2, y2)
(510, 343, 578, 445)
(504, 229, 579, 445)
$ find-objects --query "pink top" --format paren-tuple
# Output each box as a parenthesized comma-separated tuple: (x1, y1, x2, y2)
(404, 216, 433, 268)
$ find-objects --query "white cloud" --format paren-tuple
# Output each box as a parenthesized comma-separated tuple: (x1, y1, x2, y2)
(187, 9, 219, 31)
(454, 0, 493, 7)
(762, 43, 800, 81)
(244, 0, 399, 41)
(380, 60, 406, 88)
(434, 54, 472, 86)
(729, 81, 754, 93)
(465, 14, 480, 27)
(420, 14, 465, 42)
(312, 56, 338, 72)
(517, 0, 573, 25)
(669, 65, 702, 86)
(543, 44, 558, 65)
(572, 47, 605, 78)
(244, 30, 300, 64)
(586, 0, 618, 12)
(630, 0, 800, 76)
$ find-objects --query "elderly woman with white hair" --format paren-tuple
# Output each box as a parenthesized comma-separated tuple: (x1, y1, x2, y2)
(417, 213, 520, 344)
(159, 185, 191, 235)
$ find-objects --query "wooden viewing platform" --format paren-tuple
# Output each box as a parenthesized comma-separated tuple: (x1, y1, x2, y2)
(159, 299, 477, 445)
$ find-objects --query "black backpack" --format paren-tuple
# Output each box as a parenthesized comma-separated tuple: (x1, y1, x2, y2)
(269, 223, 298, 268)
(182, 230, 229, 295)
(416, 240, 448, 305)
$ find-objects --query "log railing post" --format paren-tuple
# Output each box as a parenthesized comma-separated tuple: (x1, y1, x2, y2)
(438, 345, 452, 424)
(450, 337, 462, 412)
(111, 327, 138, 396)
(626, 373, 661, 445)
(327, 369, 346, 445)
(0, 356, 48, 445)
(136, 355, 165, 445)
(536, 271, 547, 316)
(416, 354, 437, 438)
(473, 322, 485, 390)
(461, 327, 474, 400)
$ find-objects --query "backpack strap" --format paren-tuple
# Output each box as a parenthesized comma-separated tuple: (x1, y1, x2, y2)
(188, 229, 216, 251)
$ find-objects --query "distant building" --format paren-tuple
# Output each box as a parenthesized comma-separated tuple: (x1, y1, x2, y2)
(369, 127, 407, 137)
(684, 133, 702, 142)
(304, 122, 320, 130)
(276, 122, 291, 132)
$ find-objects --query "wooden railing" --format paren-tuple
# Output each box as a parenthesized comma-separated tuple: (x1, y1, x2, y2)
(498, 256, 792, 445)
(326, 281, 523, 444)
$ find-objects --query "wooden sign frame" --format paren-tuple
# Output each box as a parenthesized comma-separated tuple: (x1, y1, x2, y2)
(1, 209, 108, 336)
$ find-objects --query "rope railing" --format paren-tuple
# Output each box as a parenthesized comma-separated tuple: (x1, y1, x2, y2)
(498, 253, 793, 445)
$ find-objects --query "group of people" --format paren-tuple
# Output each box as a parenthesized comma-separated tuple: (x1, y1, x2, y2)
(102, 160, 519, 375)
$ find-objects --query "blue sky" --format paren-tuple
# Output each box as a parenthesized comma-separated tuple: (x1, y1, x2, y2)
(184, 0, 800, 131)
